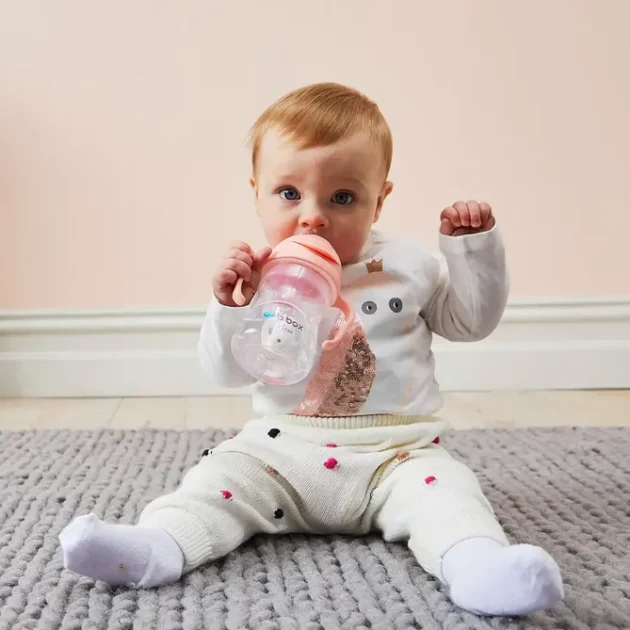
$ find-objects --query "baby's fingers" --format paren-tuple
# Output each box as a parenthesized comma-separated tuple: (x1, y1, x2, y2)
(226, 248, 254, 268)
(466, 200, 481, 228)
(213, 268, 238, 291)
(229, 241, 254, 257)
(224, 257, 252, 282)
(479, 201, 493, 225)
(440, 206, 461, 228)
(453, 201, 471, 227)
(253, 246, 272, 270)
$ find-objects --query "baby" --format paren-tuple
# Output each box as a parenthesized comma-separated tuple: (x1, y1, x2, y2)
(60, 83, 564, 617)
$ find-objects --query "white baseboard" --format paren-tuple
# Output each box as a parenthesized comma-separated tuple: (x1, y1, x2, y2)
(1, 297, 629, 397)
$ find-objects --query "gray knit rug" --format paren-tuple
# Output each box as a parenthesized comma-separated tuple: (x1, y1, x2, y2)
(1, 426, 629, 630)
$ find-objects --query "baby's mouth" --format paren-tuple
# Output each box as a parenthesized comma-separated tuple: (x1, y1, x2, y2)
(298, 229, 326, 239)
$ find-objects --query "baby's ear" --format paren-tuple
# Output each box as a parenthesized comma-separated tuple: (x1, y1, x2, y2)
(374, 180, 394, 222)
(249, 176, 258, 199)
(382, 180, 394, 201)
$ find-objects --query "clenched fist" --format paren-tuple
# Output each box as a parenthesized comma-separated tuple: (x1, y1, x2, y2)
(440, 201, 495, 237)
(213, 242, 272, 307)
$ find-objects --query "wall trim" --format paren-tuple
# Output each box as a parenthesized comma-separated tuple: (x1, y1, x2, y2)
(1, 297, 629, 397)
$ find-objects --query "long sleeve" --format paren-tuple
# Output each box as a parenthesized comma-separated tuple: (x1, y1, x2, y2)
(198, 298, 257, 388)
(421, 226, 509, 342)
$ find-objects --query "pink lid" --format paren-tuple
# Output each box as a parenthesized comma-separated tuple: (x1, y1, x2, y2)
(266, 235, 343, 298)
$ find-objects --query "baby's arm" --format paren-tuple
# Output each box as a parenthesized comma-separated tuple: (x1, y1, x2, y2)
(421, 202, 508, 342)
(198, 300, 258, 388)
(198, 241, 271, 388)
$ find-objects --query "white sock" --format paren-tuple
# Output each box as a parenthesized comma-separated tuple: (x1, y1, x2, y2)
(59, 514, 184, 588)
(441, 537, 564, 616)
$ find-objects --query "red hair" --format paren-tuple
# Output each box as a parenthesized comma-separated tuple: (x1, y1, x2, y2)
(250, 83, 393, 177)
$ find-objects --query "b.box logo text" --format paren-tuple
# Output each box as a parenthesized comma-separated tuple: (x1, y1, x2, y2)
(276, 314, 304, 331)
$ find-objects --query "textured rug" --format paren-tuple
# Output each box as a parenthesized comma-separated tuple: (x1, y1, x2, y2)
(1, 426, 629, 630)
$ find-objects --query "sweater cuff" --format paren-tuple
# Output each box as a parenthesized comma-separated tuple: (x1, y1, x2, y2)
(206, 295, 248, 332)
(439, 224, 504, 256)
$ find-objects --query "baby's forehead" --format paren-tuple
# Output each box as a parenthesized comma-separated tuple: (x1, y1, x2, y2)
(257, 130, 385, 180)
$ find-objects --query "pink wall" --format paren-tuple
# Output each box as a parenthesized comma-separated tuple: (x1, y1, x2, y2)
(2, 1, 629, 309)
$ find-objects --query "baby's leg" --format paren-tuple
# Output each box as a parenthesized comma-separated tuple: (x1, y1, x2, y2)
(372, 449, 564, 616)
(60, 452, 297, 588)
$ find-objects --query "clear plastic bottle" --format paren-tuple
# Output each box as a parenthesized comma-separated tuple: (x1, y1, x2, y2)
(231, 236, 353, 385)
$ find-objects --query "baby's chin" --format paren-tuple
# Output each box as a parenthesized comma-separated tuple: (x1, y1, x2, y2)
(332, 242, 367, 266)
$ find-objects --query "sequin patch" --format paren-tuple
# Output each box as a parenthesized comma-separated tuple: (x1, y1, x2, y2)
(294, 316, 376, 417)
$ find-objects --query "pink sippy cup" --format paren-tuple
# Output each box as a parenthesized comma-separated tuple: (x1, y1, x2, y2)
(230, 235, 354, 385)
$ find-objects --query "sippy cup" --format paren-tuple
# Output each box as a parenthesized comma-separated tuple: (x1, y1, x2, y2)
(230, 235, 354, 385)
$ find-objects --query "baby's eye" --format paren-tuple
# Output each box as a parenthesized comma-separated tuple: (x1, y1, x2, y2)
(331, 191, 354, 205)
(279, 187, 301, 201)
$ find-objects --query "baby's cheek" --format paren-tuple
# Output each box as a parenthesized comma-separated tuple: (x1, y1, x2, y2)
(263, 220, 296, 247)
(258, 203, 296, 245)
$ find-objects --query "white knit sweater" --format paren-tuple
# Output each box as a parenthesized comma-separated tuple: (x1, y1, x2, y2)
(198, 227, 508, 418)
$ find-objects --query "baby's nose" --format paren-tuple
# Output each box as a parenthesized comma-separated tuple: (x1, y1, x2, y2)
(299, 204, 328, 228)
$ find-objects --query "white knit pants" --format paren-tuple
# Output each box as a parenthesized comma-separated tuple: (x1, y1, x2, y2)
(140, 414, 508, 580)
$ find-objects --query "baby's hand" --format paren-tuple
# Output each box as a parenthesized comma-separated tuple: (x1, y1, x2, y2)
(212, 242, 272, 307)
(440, 201, 495, 237)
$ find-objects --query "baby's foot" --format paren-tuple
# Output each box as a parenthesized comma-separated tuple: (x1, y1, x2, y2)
(59, 514, 184, 588)
(441, 537, 564, 616)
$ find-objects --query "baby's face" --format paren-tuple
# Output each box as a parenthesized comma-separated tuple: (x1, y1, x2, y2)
(251, 130, 392, 264)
